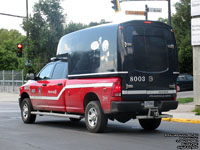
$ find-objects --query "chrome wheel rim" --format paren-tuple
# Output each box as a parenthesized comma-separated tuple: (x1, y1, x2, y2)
(88, 107, 98, 127)
(23, 103, 29, 120)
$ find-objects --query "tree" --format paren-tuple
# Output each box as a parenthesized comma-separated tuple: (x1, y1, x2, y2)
(158, 18, 168, 24)
(64, 20, 111, 35)
(89, 19, 111, 27)
(172, 0, 192, 74)
(0, 29, 25, 70)
(22, 0, 65, 72)
(64, 22, 88, 34)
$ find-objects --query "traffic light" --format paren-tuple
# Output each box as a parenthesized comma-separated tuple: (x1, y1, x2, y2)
(111, 0, 120, 12)
(17, 43, 23, 57)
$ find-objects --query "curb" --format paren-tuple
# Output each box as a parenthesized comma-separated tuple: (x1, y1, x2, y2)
(162, 118, 200, 124)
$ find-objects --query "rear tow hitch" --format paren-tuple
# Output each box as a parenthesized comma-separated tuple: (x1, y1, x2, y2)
(136, 107, 173, 119)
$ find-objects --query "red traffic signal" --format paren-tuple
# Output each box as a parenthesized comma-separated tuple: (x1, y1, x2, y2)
(18, 43, 23, 49)
(17, 43, 23, 57)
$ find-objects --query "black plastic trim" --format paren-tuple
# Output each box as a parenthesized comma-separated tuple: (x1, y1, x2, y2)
(110, 100, 178, 113)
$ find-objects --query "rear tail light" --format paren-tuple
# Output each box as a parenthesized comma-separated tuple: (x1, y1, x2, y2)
(174, 84, 178, 100)
(119, 26, 124, 30)
(144, 21, 152, 24)
(112, 81, 122, 97)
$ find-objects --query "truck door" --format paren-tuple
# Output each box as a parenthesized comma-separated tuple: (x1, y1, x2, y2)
(144, 25, 177, 100)
(122, 22, 178, 101)
(46, 62, 68, 112)
(122, 25, 148, 101)
(30, 63, 54, 110)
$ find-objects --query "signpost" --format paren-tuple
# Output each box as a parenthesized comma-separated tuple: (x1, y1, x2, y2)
(125, 10, 145, 15)
(191, 0, 200, 16)
(191, 18, 200, 45)
(125, 5, 162, 20)
(149, 8, 162, 12)
(121, 0, 171, 25)
(191, 0, 200, 110)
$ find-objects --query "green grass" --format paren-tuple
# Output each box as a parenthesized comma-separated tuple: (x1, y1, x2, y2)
(192, 108, 200, 116)
(177, 98, 193, 104)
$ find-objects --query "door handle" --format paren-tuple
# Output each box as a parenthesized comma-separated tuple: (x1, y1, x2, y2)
(42, 83, 47, 86)
(167, 44, 174, 49)
(57, 83, 63, 86)
(124, 42, 132, 48)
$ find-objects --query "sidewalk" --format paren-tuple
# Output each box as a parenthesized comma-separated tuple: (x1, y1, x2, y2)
(0, 92, 199, 123)
(167, 91, 199, 119)
(0, 92, 19, 102)
(165, 102, 200, 123)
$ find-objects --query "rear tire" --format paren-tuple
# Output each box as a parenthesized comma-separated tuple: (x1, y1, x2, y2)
(139, 118, 161, 130)
(21, 98, 36, 124)
(85, 101, 108, 133)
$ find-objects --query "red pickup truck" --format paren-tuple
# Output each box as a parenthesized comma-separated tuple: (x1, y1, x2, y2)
(19, 20, 179, 133)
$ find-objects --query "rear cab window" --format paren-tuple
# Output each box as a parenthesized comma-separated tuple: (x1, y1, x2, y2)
(52, 62, 68, 79)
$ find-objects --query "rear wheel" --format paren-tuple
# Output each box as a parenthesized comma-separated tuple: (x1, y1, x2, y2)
(21, 98, 36, 124)
(139, 118, 161, 130)
(85, 101, 108, 133)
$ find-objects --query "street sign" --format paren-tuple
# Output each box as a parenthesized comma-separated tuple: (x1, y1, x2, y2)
(149, 8, 162, 13)
(191, 0, 200, 16)
(191, 18, 200, 46)
(121, 0, 168, 2)
(125, 10, 145, 15)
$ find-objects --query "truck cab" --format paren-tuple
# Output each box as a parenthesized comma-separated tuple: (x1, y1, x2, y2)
(19, 20, 179, 133)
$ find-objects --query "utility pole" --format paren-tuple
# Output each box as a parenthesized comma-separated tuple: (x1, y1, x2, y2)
(145, 5, 149, 20)
(168, 0, 171, 25)
(191, 0, 200, 110)
(26, 0, 29, 60)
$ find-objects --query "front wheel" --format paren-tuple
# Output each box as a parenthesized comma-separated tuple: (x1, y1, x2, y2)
(139, 118, 161, 130)
(85, 101, 108, 133)
(21, 98, 36, 124)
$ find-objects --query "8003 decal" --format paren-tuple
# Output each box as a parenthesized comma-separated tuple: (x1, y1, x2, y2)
(130, 76, 146, 82)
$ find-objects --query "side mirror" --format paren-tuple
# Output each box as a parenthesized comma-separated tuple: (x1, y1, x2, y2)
(26, 73, 35, 80)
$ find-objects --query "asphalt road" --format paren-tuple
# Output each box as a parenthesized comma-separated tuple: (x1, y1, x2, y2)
(0, 101, 199, 150)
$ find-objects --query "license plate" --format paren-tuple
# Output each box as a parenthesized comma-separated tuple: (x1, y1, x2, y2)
(144, 101, 154, 108)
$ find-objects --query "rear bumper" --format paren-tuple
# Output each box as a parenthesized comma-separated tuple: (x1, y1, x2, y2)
(110, 100, 178, 113)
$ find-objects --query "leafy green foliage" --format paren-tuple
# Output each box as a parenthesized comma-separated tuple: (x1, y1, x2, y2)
(158, 18, 168, 24)
(192, 108, 200, 115)
(64, 19, 110, 35)
(172, 0, 192, 74)
(0, 0, 110, 72)
(64, 22, 88, 34)
(158, 0, 192, 74)
(22, 0, 65, 72)
(0, 29, 25, 70)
